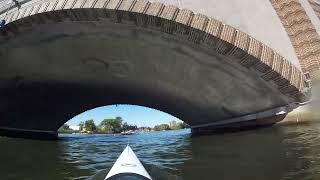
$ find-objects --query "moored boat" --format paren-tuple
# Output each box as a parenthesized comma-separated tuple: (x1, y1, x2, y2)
(105, 145, 152, 180)
(120, 130, 136, 135)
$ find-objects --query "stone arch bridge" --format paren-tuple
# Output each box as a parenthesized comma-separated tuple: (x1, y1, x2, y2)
(0, 0, 319, 139)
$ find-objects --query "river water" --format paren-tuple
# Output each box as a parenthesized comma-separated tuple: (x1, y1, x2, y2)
(1, 123, 320, 180)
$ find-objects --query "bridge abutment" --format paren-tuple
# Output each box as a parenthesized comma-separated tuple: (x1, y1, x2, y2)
(191, 114, 286, 136)
(0, 128, 58, 140)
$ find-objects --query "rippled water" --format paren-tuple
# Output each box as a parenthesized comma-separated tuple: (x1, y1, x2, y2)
(1, 124, 320, 180)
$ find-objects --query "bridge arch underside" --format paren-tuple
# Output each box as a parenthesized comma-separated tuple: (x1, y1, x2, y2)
(0, 2, 308, 139)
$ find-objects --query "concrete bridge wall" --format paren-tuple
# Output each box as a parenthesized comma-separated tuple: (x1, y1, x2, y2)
(0, 0, 312, 139)
(0, 0, 302, 69)
(150, 0, 302, 70)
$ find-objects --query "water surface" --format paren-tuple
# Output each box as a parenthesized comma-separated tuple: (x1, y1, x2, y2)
(1, 124, 320, 180)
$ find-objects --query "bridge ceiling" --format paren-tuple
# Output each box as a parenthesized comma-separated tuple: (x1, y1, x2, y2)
(0, 0, 307, 99)
(0, 0, 310, 130)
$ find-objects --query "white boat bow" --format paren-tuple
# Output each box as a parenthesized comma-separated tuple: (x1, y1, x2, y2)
(105, 145, 152, 180)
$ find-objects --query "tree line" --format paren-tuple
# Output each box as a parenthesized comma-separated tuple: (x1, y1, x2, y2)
(153, 121, 189, 131)
(59, 117, 189, 134)
(78, 117, 139, 133)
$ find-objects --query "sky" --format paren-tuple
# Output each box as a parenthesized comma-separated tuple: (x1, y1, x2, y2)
(66, 105, 182, 128)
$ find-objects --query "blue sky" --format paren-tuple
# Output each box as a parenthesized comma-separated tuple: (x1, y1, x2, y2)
(66, 105, 182, 127)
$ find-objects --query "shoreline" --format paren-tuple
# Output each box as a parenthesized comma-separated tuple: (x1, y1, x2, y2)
(58, 129, 188, 135)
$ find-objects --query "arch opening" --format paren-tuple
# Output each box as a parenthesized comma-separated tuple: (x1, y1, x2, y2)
(58, 104, 189, 135)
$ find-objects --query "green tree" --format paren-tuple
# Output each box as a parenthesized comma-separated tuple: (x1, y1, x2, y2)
(58, 124, 76, 134)
(122, 122, 129, 132)
(79, 121, 84, 131)
(99, 117, 123, 133)
(154, 124, 170, 131)
(115, 116, 123, 122)
(177, 122, 190, 129)
(84, 120, 96, 132)
(122, 122, 137, 132)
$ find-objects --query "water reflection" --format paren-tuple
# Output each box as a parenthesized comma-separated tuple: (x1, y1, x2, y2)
(179, 124, 320, 180)
(0, 137, 90, 179)
(1, 125, 320, 180)
(180, 128, 288, 180)
(280, 124, 320, 179)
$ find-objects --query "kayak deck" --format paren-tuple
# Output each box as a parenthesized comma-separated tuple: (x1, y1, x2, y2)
(105, 145, 152, 180)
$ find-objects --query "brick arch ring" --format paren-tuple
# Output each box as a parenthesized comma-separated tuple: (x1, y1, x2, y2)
(0, 0, 307, 102)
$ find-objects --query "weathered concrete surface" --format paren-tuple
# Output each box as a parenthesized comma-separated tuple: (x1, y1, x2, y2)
(0, 20, 303, 138)
(149, 0, 301, 70)
(0, 0, 309, 139)
(192, 114, 287, 135)
(278, 75, 320, 125)
(0, 0, 302, 69)
(0, 0, 301, 69)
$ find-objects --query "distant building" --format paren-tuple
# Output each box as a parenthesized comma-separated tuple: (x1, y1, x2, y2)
(69, 125, 80, 131)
